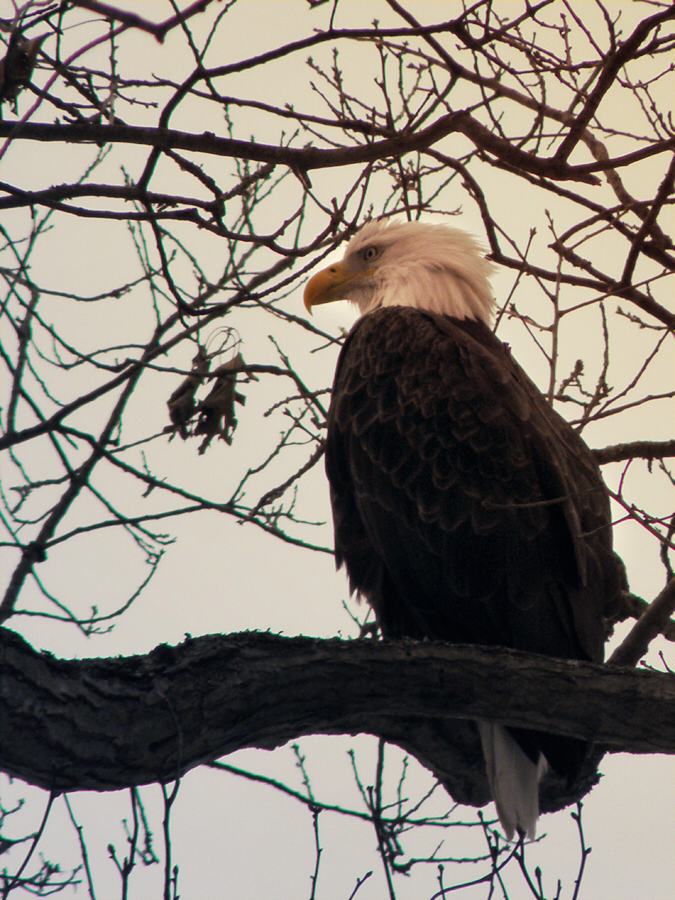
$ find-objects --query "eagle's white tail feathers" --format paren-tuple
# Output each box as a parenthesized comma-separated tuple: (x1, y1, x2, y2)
(477, 721, 548, 841)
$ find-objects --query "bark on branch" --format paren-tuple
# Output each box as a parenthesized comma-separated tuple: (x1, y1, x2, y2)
(1, 627, 673, 814)
(593, 438, 675, 465)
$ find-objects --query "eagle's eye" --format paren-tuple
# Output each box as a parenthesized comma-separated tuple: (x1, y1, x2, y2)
(362, 245, 379, 262)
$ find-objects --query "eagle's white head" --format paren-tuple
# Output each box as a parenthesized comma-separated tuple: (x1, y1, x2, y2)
(304, 219, 495, 323)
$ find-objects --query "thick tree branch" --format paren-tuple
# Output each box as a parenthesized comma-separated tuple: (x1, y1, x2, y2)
(1, 627, 673, 815)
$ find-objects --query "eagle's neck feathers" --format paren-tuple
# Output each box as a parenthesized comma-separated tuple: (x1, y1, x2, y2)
(346, 220, 496, 324)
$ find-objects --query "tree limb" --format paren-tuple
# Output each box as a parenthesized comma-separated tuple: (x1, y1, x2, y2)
(68, 0, 215, 42)
(3, 118, 662, 183)
(609, 577, 675, 666)
(1, 627, 673, 815)
(593, 439, 675, 465)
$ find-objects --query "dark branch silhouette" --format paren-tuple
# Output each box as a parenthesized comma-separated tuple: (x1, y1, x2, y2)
(2, 626, 674, 810)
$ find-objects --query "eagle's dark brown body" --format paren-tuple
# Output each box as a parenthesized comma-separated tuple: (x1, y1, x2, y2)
(325, 306, 623, 780)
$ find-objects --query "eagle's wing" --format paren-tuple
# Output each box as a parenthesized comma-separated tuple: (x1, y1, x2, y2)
(326, 306, 622, 666)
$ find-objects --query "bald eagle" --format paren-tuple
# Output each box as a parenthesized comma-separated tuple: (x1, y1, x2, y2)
(304, 219, 623, 839)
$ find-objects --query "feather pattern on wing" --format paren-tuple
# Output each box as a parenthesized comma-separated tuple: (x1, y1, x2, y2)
(325, 307, 622, 824)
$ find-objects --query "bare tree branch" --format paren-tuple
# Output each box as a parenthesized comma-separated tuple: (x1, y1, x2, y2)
(6, 116, 657, 182)
(609, 577, 675, 666)
(1, 626, 674, 811)
(593, 439, 675, 465)
(68, 0, 216, 43)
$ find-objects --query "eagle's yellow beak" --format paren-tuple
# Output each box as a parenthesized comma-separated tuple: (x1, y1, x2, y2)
(304, 261, 353, 314)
